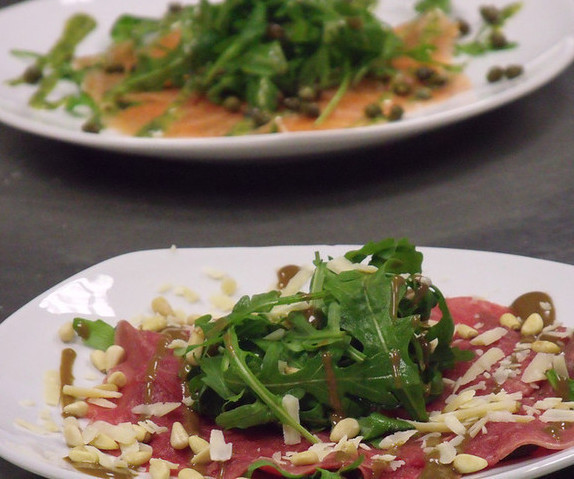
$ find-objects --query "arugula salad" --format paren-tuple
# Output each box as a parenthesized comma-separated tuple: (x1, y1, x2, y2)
(8, 0, 522, 137)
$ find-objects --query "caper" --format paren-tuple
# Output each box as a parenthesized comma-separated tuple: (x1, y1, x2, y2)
(248, 108, 271, 127)
(457, 18, 471, 36)
(392, 80, 412, 97)
(364, 103, 382, 119)
(428, 73, 448, 88)
(22, 64, 42, 84)
(104, 64, 125, 74)
(480, 5, 501, 25)
(301, 101, 320, 118)
(415, 66, 435, 83)
(489, 30, 508, 49)
(486, 66, 504, 83)
(267, 23, 285, 40)
(505, 64, 524, 79)
(298, 85, 316, 102)
(414, 87, 432, 100)
(222, 96, 241, 112)
(283, 96, 301, 111)
(387, 104, 404, 122)
(82, 118, 102, 134)
(346, 16, 363, 30)
(167, 3, 183, 14)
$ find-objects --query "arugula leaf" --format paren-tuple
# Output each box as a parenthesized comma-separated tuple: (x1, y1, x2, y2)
(72, 318, 115, 350)
(415, 0, 451, 14)
(344, 237, 423, 273)
(186, 238, 462, 439)
(358, 412, 414, 440)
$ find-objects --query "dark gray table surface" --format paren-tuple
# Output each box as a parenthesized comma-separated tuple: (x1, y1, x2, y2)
(0, 0, 573, 477)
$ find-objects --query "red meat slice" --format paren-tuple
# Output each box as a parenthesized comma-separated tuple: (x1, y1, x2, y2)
(87, 298, 574, 478)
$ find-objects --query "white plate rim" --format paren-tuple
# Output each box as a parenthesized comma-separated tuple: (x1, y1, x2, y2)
(0, 0, 573, 160)
(0, 244, 573, 479)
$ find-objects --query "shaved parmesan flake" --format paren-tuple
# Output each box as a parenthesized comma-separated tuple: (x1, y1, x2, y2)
(533, 397, 564, 410)
(44, 370, 61, 406)
(14, 418, 51, 435)
(456, 347, 505, 388)
(470, 327, 507, 346)
(521, 353, 554, 383)
(540, 409, 574, 423)
(436, 441, 457, 464)
(209, 429, 233, 461)
(444, 415, 466, 436)
(282, 394, 301, 445)
(131, 402, 180, 417)
(280, 266, 313, 296)
(202, 267, 226, 279)
(326, 256, 378, 274)
(87, 398, 117, 409)
(379, 429, 417, 449)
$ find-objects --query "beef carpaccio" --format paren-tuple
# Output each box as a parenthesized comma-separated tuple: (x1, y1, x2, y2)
(56, 246, 574, 479)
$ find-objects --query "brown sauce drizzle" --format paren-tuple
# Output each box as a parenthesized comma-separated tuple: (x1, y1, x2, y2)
(276, 265, 301, 290)
(60, 347, 77, 411)
(419, 459, 458, 479)
(544, 421, 570, 441)
(511, 291, 555, 326)
(143, 327, 188, 404)
(322, 351, 345, 423)
(390, 275, 406, 319)
(64, 459, 135, 478)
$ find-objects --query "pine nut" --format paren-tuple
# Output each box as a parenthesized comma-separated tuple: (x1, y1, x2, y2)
(124, 449, 153, 467)
(142, 314, 168, 332)
(63, 418, 84, 447)
(178, 469, 204, 479)
(330, 417, 361, 442)
(170, 421, 190, 450)
(90, 349, 107, 372)
(63, 400, 89, 418)
(188, 435, 210, 454)
(521, 313, 544, 336)
(152, 296, 174, 317)
(221, 276, 237, 296)
(132, 424, 151, 443)
(452, 454, 488, 473)
(95, 383, 119, 392)
(532, 340, 561, 354)
(58, 322, 75, 342)
(107, 371, 127, 388)
(105, 345, 125, 370)
(456, 324, 478, 339)
(90, 433, 119, 450)
(149, 458, 172, 479)
(290, 450, 319, 466)
(499, 312, 521, 330)
(190, 447, 211, 465)
(68, 446, 98, 463)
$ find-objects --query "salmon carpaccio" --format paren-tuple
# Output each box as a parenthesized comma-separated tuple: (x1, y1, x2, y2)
(83, 297, 574, 478)
(81, 12, 470, 138)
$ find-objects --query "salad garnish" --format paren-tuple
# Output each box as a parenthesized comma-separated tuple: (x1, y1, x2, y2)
(7, 0, 522, 137)
(184, 239, 469, 439)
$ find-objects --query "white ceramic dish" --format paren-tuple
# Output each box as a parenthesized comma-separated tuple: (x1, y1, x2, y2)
(0, 245, 573, 478)
(0, 0, 573, 160)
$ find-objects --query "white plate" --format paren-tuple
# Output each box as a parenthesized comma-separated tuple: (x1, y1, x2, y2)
(0, 245, 573, 479)
(0, 0, 573, 160)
